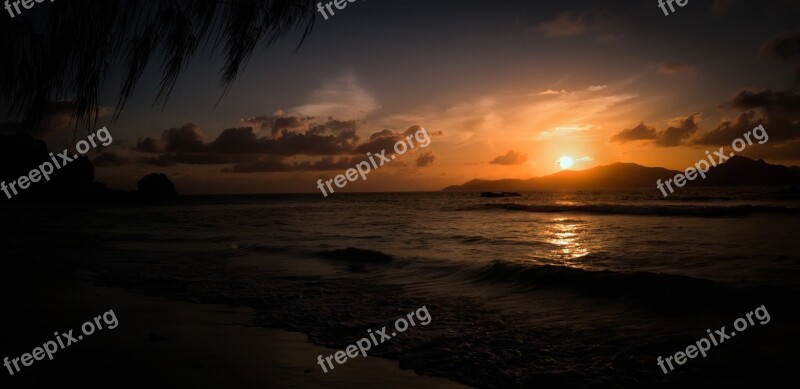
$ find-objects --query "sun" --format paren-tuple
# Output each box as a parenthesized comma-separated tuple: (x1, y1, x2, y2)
(558, 156, 574, 169)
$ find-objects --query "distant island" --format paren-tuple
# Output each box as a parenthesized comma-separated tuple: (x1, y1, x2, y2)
(443, 156, 800, 191)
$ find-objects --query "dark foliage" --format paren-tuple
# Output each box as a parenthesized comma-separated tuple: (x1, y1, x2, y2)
(0, 0, 317, 131)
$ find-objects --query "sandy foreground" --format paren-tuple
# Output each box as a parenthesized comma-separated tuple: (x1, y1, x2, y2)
(0, 270, 468, 388)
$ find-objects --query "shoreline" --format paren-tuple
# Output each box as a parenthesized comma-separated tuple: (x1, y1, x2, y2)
(0, 270, 469, 388)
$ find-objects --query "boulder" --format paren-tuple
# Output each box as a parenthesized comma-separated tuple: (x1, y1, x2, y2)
(136, 173, 178, 201)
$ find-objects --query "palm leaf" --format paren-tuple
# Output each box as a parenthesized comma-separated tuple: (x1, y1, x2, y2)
(0, 0, 317, 132)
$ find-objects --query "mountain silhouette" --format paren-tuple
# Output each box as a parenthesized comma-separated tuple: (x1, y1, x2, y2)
(699, 156, 800, 186)
(442, 156, 800, 191)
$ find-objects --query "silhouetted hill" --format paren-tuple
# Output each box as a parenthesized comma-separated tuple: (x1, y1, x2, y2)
(696, 156, 800, 187)
(442, 157, 800, 191)
(0, 132, 178, 203)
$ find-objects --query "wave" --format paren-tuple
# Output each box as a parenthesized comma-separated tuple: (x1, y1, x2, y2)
(470, 203, 800, 217)
(448, 234, 551, 247)
(466, 261, 800, 310)
(317, 247, 394, 263)
(471, 261, 724, 298)
(460, 261, 800, 317)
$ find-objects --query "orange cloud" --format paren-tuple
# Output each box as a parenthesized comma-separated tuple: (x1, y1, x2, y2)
(490, 150, 528, 165)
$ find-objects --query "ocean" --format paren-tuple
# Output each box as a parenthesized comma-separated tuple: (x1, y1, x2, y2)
(5, 187, 800, 387)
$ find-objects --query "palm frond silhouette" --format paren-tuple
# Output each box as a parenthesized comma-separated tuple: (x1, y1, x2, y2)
(0, 0, 317, 132)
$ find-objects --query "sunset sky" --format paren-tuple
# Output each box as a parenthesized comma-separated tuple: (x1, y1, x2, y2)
(26, 0, 800, 194)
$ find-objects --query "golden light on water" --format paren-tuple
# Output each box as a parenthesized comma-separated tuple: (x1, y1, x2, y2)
(545, 218, 590, 268)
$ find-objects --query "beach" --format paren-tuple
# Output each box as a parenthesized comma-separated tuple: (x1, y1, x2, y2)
(0, 267, 467, 388)
(3, 1, 800, 387)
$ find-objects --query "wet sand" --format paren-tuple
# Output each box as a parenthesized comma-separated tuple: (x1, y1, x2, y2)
(0, 270, 468, 388)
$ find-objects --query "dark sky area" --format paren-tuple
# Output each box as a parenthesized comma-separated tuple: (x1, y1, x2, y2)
(6, 0, 800, 193)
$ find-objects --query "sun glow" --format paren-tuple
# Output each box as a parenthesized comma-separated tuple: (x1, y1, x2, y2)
(558, 156, 574, 169)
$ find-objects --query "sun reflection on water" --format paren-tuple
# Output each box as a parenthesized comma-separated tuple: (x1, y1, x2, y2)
(543, 217, 590, 269)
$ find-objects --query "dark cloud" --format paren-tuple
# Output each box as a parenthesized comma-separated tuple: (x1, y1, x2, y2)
(267, 127, 359, 156)
(355, 126, 428, 154)
(273, 116, 307, 134)
(761, 30, 800, 61)
(222, 156, 364, 173)
(403, 125, 424, 136)
(611, 114, 699, 147)
(416, 151, 436, 167)
(239, 113, 357, 138)
(134, 137, 163, 153)
(132, 123, 208, 154)
(693, 111, 766, 145)
(211, 127, 267, 154)
(610, 122, 657, 143)
(134, 118, 364, 162)
(694, 88, 800, 145)
(490, 150, 528, 165)
(539, 9, 606, 37)
(323, 119, 359, 133)
(690, 56, 800, 153)
(655, 113, 700, 147)
(370, 129, 394, 140)
(133, 119, 433, 170)
(729, 88, 800, 112)
(370, 128, 401, 139)
(298, 156, 362, 171)
(162, 123, 208, 153)
(356, 136, 400, 155)
(187, 125, 359, 156)
(240, 113, 311, 136)
(239, 116, 270, 130)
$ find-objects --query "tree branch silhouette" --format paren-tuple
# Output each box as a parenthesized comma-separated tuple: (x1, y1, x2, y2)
(0, 0, 317, 133)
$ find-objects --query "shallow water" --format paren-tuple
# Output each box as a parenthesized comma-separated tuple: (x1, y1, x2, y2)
(4, 188, 800, 387)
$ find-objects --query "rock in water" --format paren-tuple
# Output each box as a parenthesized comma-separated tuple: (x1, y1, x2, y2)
(480, 192, 522, 198)
(137, 173, 178, 201)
